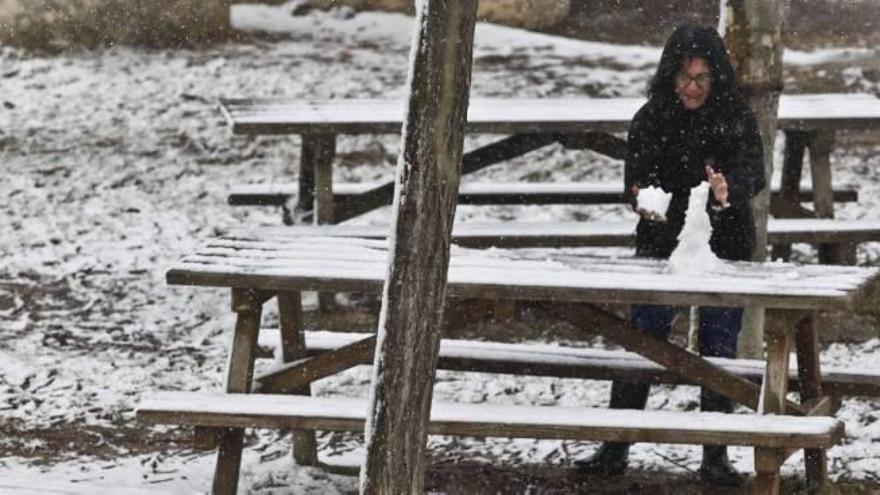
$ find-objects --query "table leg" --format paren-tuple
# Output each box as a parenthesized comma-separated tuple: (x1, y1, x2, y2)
(298, 134, 337, 310)
(795, 312, 829, 488)
(753, 448, 784, 495)
(771, 130, 808, 261)
(753, 324, 792, 494)
(808, 130, 845, 264)
(213, 289, 264, 495)
(289, 134, 336, 225)
(760, 324, 792, 414)
(278, 290, 318, 466)
(312, 135, 336, 225)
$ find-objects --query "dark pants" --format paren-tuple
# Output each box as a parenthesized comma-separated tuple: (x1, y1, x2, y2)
(631, 304, 743, 359)
(600, 304, 745, 464)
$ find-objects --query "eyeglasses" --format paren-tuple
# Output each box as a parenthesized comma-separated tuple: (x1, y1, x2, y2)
(675, 71, 712, 88)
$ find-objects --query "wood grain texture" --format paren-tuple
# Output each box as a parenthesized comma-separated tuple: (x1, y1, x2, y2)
(213, 288, 263, 495)
(255, 335, 376, 393)
(277, 291, 317, 466)
(137, 392, 844, 450)
(795, 313, 829, 487)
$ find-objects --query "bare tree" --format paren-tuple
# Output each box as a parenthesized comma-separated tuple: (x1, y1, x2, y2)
(359, 0, 478, 493)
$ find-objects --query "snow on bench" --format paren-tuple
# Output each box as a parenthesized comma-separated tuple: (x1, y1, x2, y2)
(227, 181, 858, 207)
(136, 391, 844, 449)
(255, 330, 880, 398)
(213, 219, 880, 249)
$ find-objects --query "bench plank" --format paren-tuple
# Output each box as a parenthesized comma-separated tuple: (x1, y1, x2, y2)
(228, 182, 858, 207)
(137, 392, 843, 449)
(255, 331, 880, 398)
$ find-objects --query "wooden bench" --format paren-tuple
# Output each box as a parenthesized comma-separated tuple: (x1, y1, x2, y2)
(227, 180, 858, 210)
(254, 330, 880, 400)
(138, 391, 844, 450)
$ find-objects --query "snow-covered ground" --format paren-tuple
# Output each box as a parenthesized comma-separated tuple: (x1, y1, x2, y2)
(1, 3, 879, 493)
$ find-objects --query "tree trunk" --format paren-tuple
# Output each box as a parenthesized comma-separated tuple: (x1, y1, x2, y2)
(720, 0, 787, 359)
(359, 1, 478, 493)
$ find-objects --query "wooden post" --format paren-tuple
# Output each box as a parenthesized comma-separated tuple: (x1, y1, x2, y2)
(795, 312, 830, 488)
(213, 289, 264, 495)
(288, 134, 336, 225)
(295, 134, 337, 309)
(359, 1, 478, 493)
(771, 130, 808, 260)
(277, 291, 318, 466)
(808, 131, 849, 264)
(753, 324, 792, 495)
(721, 0, 787, 359)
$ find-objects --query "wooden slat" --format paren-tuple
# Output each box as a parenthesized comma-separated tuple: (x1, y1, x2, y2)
(220, 94, 880, 135)
(255, 335, 377, 393)
(228, 181, 858, 207)
(137, 392, 844, 449)
(254, 330, 880, 398)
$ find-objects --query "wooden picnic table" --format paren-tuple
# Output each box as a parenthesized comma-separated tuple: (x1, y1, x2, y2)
(221, 93, 880, 234)
(160, 228, 880, 491)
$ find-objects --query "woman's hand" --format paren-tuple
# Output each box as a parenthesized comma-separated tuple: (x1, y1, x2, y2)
(706, 165, 729, 207)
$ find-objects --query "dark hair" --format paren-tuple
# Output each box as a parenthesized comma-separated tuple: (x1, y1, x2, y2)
(648, 24, 740, 108)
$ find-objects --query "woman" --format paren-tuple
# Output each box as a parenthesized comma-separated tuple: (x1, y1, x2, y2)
(576, 24, 765, 486)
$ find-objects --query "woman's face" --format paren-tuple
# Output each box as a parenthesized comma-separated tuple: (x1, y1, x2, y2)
(674, 56, 711, 110)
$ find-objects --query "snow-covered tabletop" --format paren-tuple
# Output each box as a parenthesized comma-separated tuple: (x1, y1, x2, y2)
(221, 93, 880, 135)
(167, 230, 880, 313)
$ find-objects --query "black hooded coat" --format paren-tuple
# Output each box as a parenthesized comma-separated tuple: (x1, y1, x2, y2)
(623, 25, 766, 261)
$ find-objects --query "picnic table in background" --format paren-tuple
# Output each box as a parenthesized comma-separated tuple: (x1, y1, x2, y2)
(220, 94, 880, 238)
(138, 229, 880, 492)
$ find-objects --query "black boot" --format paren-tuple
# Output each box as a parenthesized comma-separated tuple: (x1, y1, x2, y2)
(575, 381, 650, 476)
(699, 389, 747, 487)
(575, 442, 631, 476)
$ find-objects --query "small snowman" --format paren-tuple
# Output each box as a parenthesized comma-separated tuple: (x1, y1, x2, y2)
(668, 181, 721, 273)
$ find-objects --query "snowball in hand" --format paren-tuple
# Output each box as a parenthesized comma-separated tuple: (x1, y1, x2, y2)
(637, 186, 672, 221)
(668, 182, 721, 273)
